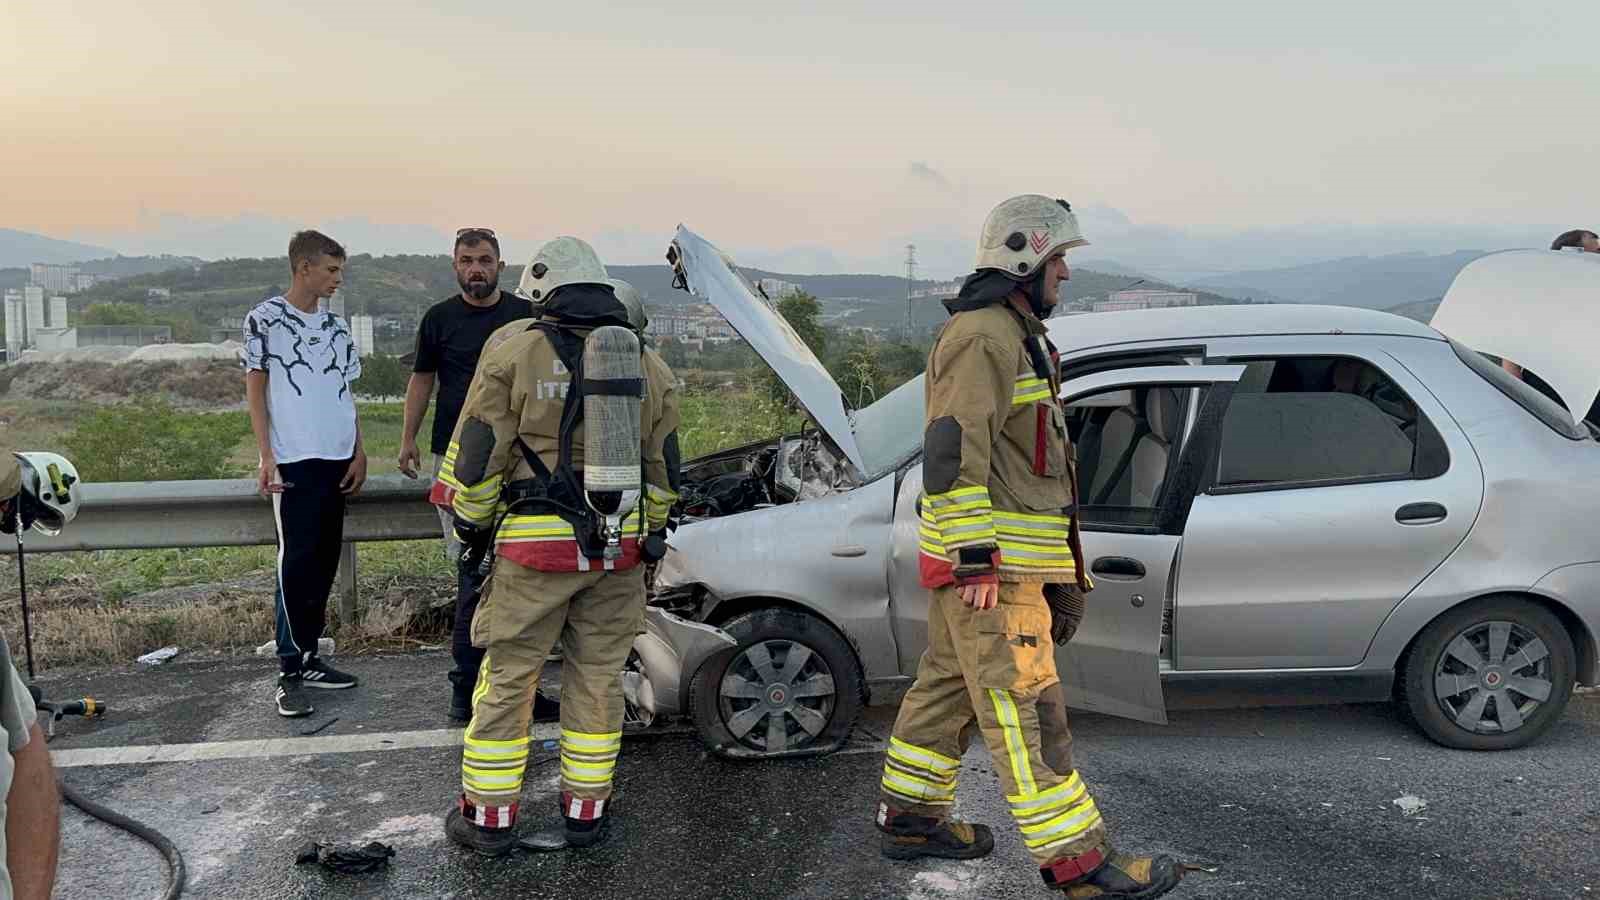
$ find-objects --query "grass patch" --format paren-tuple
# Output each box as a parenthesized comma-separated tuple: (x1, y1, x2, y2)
(10, 539, 457, 670)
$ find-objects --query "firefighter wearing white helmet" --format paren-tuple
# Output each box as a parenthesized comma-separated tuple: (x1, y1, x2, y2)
(0, 452, 80, 537)
(872, 195, 1184, 898)
(439, 237, 681, 856)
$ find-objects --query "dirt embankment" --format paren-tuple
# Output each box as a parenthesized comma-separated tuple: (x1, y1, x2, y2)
(0, 358, 246, 407)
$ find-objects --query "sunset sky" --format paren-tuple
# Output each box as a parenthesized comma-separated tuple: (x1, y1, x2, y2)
(4, 0, 1598, 274)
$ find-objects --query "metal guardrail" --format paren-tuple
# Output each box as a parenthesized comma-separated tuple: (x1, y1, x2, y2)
(1, 474, 445, 622)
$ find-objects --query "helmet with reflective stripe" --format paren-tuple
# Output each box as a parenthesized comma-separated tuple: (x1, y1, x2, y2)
(516, 236, 610, 301)
(13, 451, 80, 536)
(974, 195, 1089, 280)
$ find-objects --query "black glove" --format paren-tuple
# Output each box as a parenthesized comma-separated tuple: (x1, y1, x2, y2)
(1042, 583, 1086, 646)
(641, 530, 669, 563)
(453, 517, 493, 569)
(295, 840, 395, 874)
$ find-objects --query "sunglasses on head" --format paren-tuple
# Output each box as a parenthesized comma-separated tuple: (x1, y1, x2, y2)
(456, 227, 497, 238)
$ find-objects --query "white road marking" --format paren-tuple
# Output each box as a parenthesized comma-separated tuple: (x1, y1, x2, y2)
(51, 723, 691, 769)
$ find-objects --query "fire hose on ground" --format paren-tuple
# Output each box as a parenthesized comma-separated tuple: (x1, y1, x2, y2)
(17, 527, 188, 900)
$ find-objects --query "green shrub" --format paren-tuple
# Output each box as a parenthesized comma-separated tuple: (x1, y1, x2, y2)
(60, 399, 251, 482)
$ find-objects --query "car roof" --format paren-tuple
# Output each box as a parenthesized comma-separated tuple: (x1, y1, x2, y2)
(1046, 303, 1442, 353)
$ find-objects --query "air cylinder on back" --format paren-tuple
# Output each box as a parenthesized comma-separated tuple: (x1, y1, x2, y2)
(582, 325, 644, 515)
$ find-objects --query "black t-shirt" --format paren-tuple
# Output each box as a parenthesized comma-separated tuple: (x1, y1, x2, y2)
(414, 292, 535, 454)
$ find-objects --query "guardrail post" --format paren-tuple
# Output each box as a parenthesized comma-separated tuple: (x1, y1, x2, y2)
(335, 541, 357, 626)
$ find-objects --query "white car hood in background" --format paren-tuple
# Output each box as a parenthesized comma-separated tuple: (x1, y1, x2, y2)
(666, 226, 867, 476)
(1430, 249, 1600, 424)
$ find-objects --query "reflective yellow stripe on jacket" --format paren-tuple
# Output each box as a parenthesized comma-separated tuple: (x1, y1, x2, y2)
(921, 497, 1079, 578)
(1013, 375, 1051, 405)
(440, 440, 504, 526)
(644, 483, 677, 532)
(919, 486, 996, 558)
(496, 510, 644, 545)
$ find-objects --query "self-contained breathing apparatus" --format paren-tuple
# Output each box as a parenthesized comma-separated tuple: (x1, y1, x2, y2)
(460, 319, 656, 578)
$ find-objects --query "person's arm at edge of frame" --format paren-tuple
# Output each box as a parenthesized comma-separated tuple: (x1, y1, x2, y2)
(7, 679, 59, 900)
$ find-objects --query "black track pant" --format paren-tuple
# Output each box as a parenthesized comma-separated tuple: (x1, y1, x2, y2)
(272, 458, 349, 674)
(449, 557, 488, 693)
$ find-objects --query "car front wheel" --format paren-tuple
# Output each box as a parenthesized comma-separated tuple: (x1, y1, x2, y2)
(1401, 596, 1576, 750)
(688, 607, 864, 758)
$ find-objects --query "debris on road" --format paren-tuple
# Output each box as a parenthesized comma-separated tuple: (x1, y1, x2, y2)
(295, 840, 396, 874)
(1394, 795, 1428, 816)
(136, 646, 180, 666)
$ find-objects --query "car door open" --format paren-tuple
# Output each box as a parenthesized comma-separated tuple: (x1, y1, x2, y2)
(1054, 365, 1244, 724)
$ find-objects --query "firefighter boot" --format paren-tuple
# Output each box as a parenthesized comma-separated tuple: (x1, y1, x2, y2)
(1041, 845, 1183, 899)
(877, 804, 994, 861)
(444, 806, 517, 858)
(562, 793, 612, 849)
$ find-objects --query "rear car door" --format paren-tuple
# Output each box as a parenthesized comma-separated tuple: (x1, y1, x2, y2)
(892, 364, 1244, 725)
(1170, 337, 1483, 671)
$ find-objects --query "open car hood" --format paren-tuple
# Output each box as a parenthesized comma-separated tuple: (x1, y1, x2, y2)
(666, 226, 867, 476)
(1430, 249, 1600, 425)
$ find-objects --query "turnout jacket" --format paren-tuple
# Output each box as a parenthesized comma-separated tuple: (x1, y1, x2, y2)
(917, 303, 1092, 589)
(436, 319, 680, 572)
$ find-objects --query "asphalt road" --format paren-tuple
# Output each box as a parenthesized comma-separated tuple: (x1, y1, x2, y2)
(30, 652, 1600, 900)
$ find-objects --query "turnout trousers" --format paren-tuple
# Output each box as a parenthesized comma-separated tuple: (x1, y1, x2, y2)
(879, 582, 1109, 865)
(456, 561, 644, 829)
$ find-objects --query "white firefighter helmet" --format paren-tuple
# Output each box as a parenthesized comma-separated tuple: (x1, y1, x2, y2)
(516, 236, 610, 301)
(13, 451, 80, 536)
(606, 278, 649, 333)
(974, 194, 1089, 279)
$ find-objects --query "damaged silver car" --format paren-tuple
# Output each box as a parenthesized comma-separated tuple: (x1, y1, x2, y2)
(628, 234, 1600, 756)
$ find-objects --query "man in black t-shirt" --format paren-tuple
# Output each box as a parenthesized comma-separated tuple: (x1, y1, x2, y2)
(397, 227, 543, 720)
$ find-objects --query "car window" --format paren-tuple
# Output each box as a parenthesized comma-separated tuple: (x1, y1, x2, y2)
(1211, 355, 1439, 490)
(1066, 385, 1199, 529)
(1449, 340, 1588, 440)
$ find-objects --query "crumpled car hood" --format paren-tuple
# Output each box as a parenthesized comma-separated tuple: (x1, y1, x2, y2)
(666, 225, 867, 476)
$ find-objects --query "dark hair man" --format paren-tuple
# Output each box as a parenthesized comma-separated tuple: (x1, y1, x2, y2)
(1550, 229, 1599, 252)
(396, 228, 535, 720)
(243, 229, 365, 717)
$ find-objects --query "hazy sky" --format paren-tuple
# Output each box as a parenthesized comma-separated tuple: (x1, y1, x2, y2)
(4, 0, 1598, 275)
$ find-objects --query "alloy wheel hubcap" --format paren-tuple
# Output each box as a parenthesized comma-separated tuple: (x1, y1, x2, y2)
(718, 638, 836, 753)
(1433, 620, 1554, 735)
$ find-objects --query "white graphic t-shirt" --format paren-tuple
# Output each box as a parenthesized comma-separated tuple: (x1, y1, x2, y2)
(242, 297, 362, 464)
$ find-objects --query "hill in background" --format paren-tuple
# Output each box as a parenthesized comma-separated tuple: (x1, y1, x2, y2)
(0, 228, 116, 267)
(63, 253, 1250, 351)
(1189, 251, 1484, 310)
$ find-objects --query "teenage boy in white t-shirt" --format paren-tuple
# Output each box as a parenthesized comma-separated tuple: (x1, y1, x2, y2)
(243, 230, 368, 717)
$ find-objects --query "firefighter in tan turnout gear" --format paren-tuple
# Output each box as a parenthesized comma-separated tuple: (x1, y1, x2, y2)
(875, 195, 1183, 898)
(439, 237, 681, 855)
